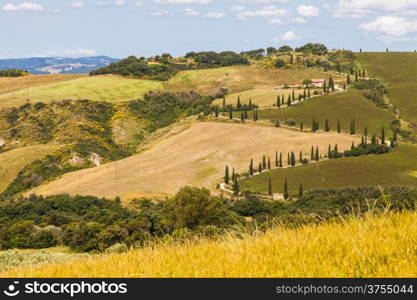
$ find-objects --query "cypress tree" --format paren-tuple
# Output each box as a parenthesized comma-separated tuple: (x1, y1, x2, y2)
(364, 126, 368, 144)
(253, 109, 256, 122)
(311, 146, 314, 160)
(328, 144, 331, 158)
(334, 144, 338, 154)
(232, 176, 240, 196)
(279, 152, 283, 168)
(351, 141, 355, 150)
(268, 177, 272, 195)
(312, 116, 316, 132)
(325, 119, 330, 132)
(290, 152, 296, 167)
(232, 168, 235, 182)
(268, 158, 271, 170)
(249, 159, 254, 176)
(258, 162, 262, 173)
(308, 88, 311, 99)
(292, 89, 295, 101)
(244, 107, 248, 119)
(283, 178, 289, 200)
(298, 183, 304, 198)
(381, 127, 386, 145)
(362, 69, 366, 78)
(277, 96, 280, 107)
(240, 111, 244, 122)
(361, 134, 365, 146)
(262, 155, 267, 170)
(229, 107, 233, 120)
(337, 119, 341, 133)
(371, 134, 377, 145)
(237, 96, 241, 110)
(287, 95, 292, 106)
(355, 72, 358, 82)
(249, 98, 252, 109)
(350, 120, 356, 135)
(224, 165, 229, 184)
(299, 151, 303, 163)
(323, 80, 327, 93)
(315, 146, 319, 161)
(300, 121, 304, 131)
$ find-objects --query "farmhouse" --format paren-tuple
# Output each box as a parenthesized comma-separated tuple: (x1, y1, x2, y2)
(311, 79, 325, 87)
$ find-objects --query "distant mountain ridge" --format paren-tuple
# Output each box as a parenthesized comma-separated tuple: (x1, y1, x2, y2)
(0, 56, 119, 74)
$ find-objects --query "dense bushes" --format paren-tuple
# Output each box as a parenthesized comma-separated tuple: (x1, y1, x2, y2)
(0, 186, 416, 252)
(185, 51, 249, 67)
(89, 56, 179, 80)
(354, 79, 387, 108)
(0, 69, 28, 77)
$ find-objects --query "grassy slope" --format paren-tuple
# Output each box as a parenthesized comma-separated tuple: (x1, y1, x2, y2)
(0, 145, 61, 192)
(240, 144, 417, 194)
(3, 212, 417, 277)
(212, 89, 311, 108)
(356, 52, 417, 124)
(0, 74, 85, 95)
(164, 65, 329, 94)
(29, 121, 358, 200)
(251, 89, 395, 136)
(0, 75, 162, 107)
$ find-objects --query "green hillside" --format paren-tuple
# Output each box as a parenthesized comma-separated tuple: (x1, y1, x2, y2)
(240, 89, 395, 136)
(0, 75, 162, 108)
(240, 144, 417, 194)
(356, 52, 417, 124)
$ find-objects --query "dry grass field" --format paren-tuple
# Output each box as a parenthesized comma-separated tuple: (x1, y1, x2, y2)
(4, 211, 417, 277)
(30, 121, 358, 200)
(164, 65, 329, 95)
(0, 144, 62, 192)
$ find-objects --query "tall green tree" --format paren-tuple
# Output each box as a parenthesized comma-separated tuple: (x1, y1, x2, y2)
(268, 177, 273, 196)
(249, 158, 254, 176)
(298, 183, 304, 198)
(290, 152, 296, 167)
(315, 146, 319, 161)
(325, 119, 330, 132)
(337, 119, 341, 133)
(224, 165, 229, 184)
(283, 178, 289, 200)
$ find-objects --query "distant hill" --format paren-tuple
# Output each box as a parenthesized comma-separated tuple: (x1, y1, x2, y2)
(0, 56, 119, 75)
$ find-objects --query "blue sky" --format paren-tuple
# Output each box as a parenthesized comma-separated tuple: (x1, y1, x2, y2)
(1, 0, 417, 58)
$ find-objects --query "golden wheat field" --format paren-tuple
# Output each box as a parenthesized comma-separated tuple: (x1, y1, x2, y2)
(3, 211, 417, 278)
(29, 121, 359, 200)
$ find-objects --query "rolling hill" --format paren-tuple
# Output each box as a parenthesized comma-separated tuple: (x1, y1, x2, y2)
(356, 52, 417, 125)
(164, 65, 329, 95)
(240, 144, 417, 194)
(0, 75, 162, 108)
(3, 211, 417, 277)
(28, 121, 358, 200)
(0, 145, 62, 192)
(241, 89, 395, 136)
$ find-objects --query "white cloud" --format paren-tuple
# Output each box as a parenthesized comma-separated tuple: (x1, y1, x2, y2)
(134, 1, 143, 6)
(96, 0, 126, 7)
(3, 2, 44, 11)
(230, 5, 245, 12)
(236, 5, 287, 20)
(268, 18, 282, 25)
(334, 0, 417, 18)
(294, 17, 307, 23)
(69, 1, 84, 8)
(277, 30, 302, 41)
(149, 10, 174, 16)
(359, 16, 417, 41)
(154, 0, 212, 4)
(184, 8, 199, 16)
(205, 12, 225, 18)
(297, 4, 319, 17)
(243, 0, 288, 3)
